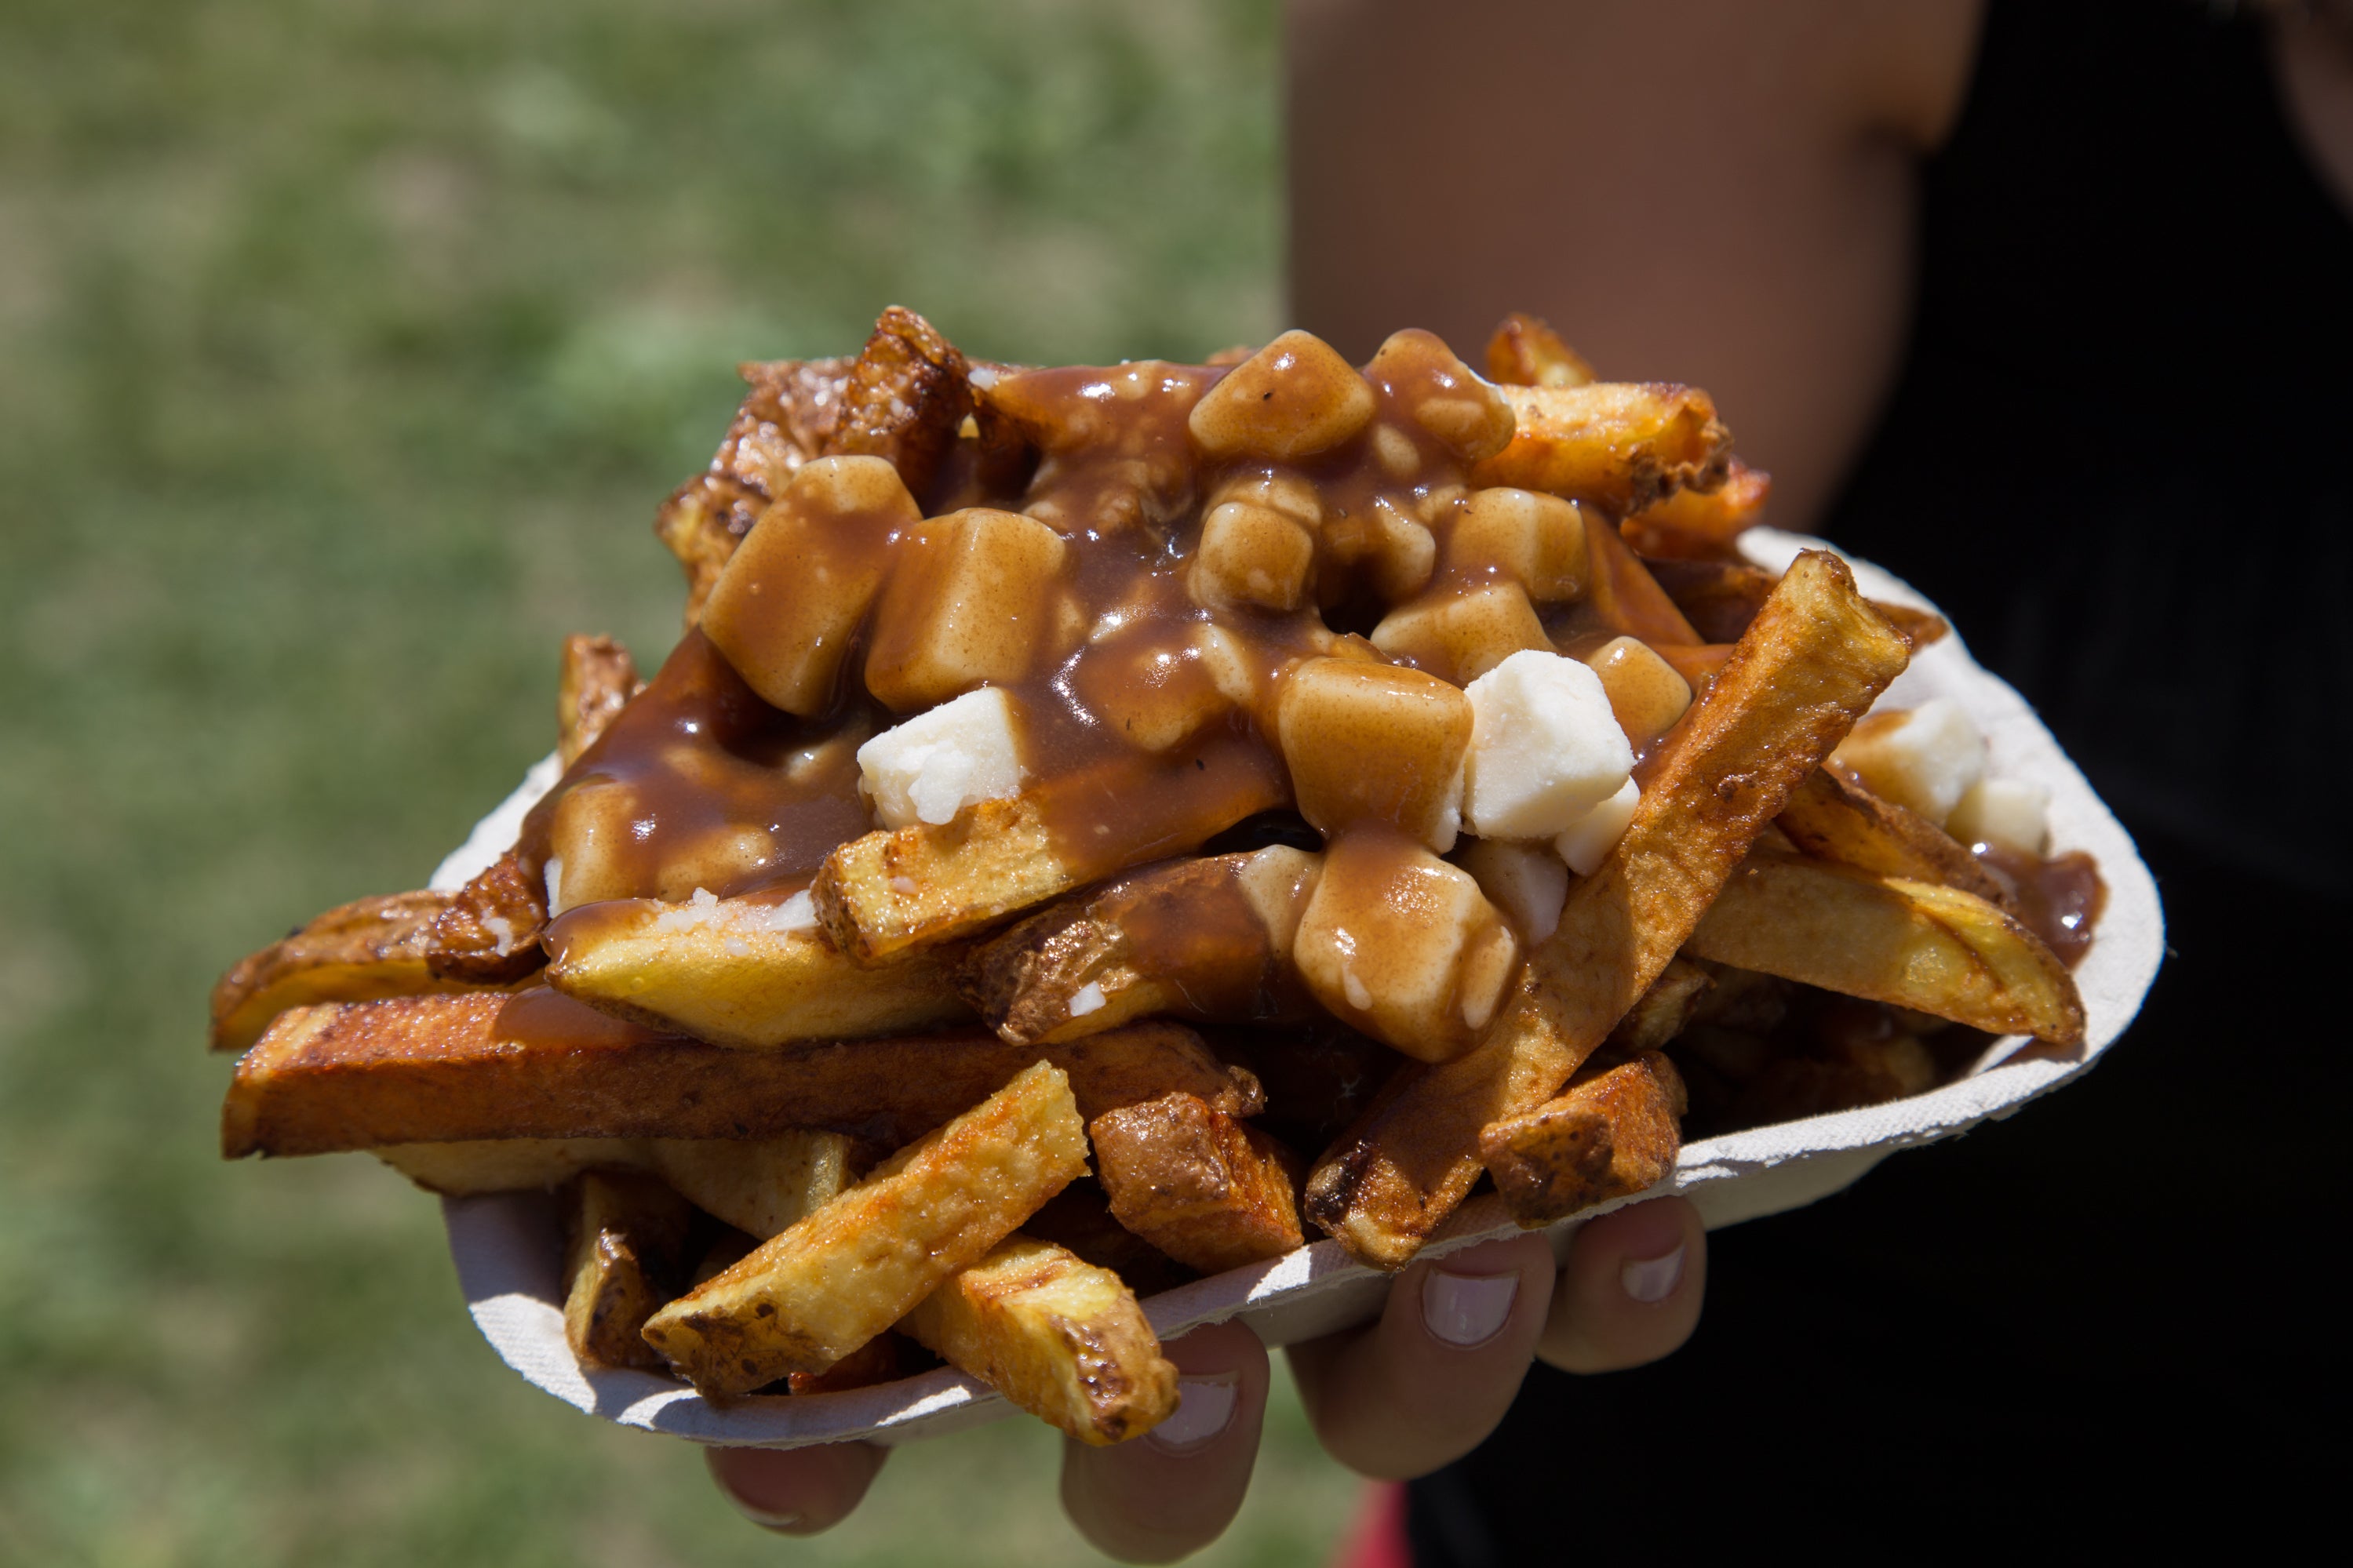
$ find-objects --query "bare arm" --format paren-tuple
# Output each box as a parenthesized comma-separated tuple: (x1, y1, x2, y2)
(1285, 0, 1980, 533)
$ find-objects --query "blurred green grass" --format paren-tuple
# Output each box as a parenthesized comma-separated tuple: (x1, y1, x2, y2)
(0, 2, 1369, 1560)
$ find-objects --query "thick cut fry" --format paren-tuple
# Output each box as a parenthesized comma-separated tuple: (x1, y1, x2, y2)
(901, 1235, 1178, 1445)
(1606, 957, 1714, 1053)
(655, 356, 854, 624)
(957, 848, 1319, 1046)
(1621, 459, 1772, 558)
(563, 1170, 694, 1371)
(423, 847, 548, 985)
(1480, 1052, 1687, 1229)
(558, 635, 640, 766)
(222, 993, 1258, 1157)
(1088, 1091, 1303, 1275)
(1482, 311, 1595, 389)
(1306, 551, 1911, 1267)
(814, 737, 1289, 963)
(1683, 853, 2085, 1044)
(639, 1061, 1088, 1396)
(209, 890, 474, 1053)
(1776, 767, 2011, 908)
(1644, 557, 1951, 651)
(544, 893, 971, 1047)
(1469, 384, 1732, 514)
(377, 1133, 854, 1238)
(823, 305, 973, 502)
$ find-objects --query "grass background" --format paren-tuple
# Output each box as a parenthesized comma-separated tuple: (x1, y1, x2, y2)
(0, 2, 1371, 1560)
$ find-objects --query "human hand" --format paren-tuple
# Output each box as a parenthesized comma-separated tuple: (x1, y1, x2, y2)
(707, 1196, 1705, 1561)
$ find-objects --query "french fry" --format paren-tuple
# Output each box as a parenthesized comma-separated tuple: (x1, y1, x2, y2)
(1469, 383, 1732, 515)
(1020, 1179, 1197, 1296)
(1643, 557, 1951, 650)
(1606, 957, 1714, 1053)
(209, 890, 475, 1054)
(956, 847, 1319, 1045)
(557, 634, 641, 766)
(813, 737, 1288, 964)
(1305, 550, 1912, 1267)
(789, 1333, 918, 1395)
(1087, 1091, 1304, 1275)
(1481, 311, 1594, 389)
(901, 1235, 1178, 1445)
(1621, 459, 1772, 559)
(379, 1132, 854, 1239)
(544, 893, 971, 1047)
(1682, 852, 2085, 1044)
(563, 1170, 695, 1371)
(824, 305, 974, 502)
(423, 846, 548, 985)
(222, 994, 1258, 1157)
(639, 1060, 1088, 1396)
(1480, 1052, 1686, 1229)
(1775, 767, 2012, 908)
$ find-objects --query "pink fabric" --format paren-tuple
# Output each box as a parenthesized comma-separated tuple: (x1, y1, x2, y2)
(1330, 1482, 1408, 1568)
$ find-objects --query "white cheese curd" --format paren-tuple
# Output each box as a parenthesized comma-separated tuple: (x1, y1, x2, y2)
(855, 687, 1027, 829)
(1830, 697, 1986, 826)
(1554, 777, 1640, 876)
(1455, 838, 1568, 944)
(1460, 649, 1634, 840)
(1947, 777, 2050, 858)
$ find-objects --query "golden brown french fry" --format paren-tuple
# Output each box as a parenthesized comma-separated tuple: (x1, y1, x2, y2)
(1305, 550, 1912, 1267)
(1088, 1091, 1304, 1275)
(1621, 458, 1772, 558)
(1683, 852, 2085, 1044)
(957, 848, 1319, 1046)
(423, 846, 548, 986)
(1469, 384, 1732, 514)
(822, 304, 974, 502)
(1482, 311, 1595, 389)
(557, 634, 640, 766)
(209, 890, 476, 1053)
(640, 1061, 1088, 1396)
(1641, 557, 1949, 652)
(1606, 957, 1714, 1053)
(544, 893, 971, 1047)
(812, 737, 1288, 964)
(901, 1235, 1178, 1445)
(1775, 767, 2011, 908)
(1480, 1052, 1686, 1229)
(563, 1170, 694, 1371)
(221, 993, 1258, 1158)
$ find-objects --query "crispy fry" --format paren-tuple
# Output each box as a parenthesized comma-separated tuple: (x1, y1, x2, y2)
(1621, 459, 1771, 558)
(1564, 509, 1703, 647)
(1644, 557, 1950, 651)
(640, 1061, 1088, 1396)
(1776, 767, 2012, 908)
(545, 893, 970, 1047)
(1019, 1179, 1197, 1296)
(824, 305, 972, 502)
(423, 847, 548, 985)
(1480, 1052, 1686, 1228)
(209, 890, 474, 1053)
(557, 635, 641, 766)
(1683, 852, 2085, 1044)
(814, 737, 1289, 964)
(1469, 384, 1732, 514)
(1606, 957, 1714, 1053)
(901, 1235, 1178, 1445)
(1305, 551, 1912, 1266)
(378, 1132, 854, 1238)
(957, 848, 1319, 1045)
(222, 994, 1258, 1157)
(1481, 312, 1594, 389)
(563, 1170, 694, 1371)
(1088, 1091, 1303, 1275)
(656, 356, 854, 624)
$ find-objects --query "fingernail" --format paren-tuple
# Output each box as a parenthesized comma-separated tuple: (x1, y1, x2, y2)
(1146, 1370, 1240, 1453)
(1620, 1242, 1686, 1304)
(1420, 1267, 1519, 1348)
(719, 1493, 806, 1534)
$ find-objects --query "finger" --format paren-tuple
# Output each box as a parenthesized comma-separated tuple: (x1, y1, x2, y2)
(1287, 1231, 1556, 1479)
(1059, 1319, 1269, 1564)
(1535, 1195, 1706, 1373)
(706, 1440, 887, 1537)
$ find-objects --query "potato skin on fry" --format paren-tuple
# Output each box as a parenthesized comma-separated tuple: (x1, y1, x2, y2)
(209, 890, 474, 1054)
(1481, 1052, 1686, 1229)
(1684, 852, 2086, 1045)
(1306, 551, 1913, 1267)
(564, 1170, 695, 1371)
(1470, 383, 1732, 514)
(1089, 1091, 1304, 1276)
(424, 847, 549, 985)
(221, 993, 1258, 1156)
(640, 1061, 1088, 1397)
(1775, 767, 2012, 909)
(901, 1235, 1178, 1446)
(557, 634, 640, 767)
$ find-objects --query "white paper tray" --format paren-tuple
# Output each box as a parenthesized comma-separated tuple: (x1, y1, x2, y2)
(432, 532, 2165, 1449)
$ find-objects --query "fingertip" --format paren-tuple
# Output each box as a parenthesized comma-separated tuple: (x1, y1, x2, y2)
(1536, 1195, 1706, 1374)
(1061, 1319, 1270, 1563)
(707, 1440, 887, 1537)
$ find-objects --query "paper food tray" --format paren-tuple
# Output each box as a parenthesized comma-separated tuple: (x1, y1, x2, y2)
(428, 531, 2164, 1450)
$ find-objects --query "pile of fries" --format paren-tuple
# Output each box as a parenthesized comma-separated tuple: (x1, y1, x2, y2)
(212, 308, 2100, 1444)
